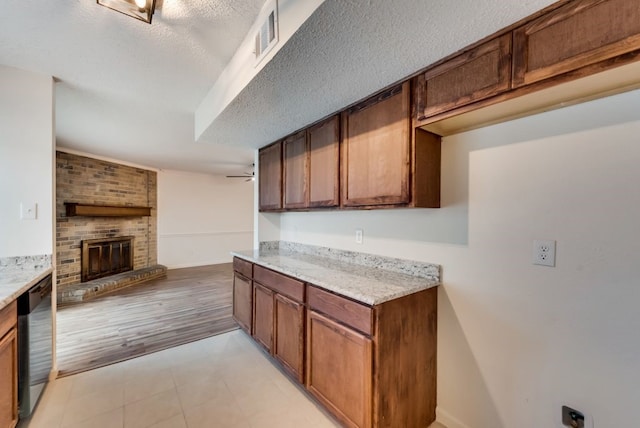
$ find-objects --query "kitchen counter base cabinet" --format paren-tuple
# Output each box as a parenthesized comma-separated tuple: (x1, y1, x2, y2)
(307, 285, 437, 428)
(232, 273, 253, 334)
(274, 294, 305, 383)
(0, 301, 18, 428)
(307, 311, 372, 428)
(252, 283, 275, 353)
(232, 257, 254, 334)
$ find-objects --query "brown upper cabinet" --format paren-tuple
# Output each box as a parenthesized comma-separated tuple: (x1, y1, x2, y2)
(308, 115, 340, 208)
(342, 81, 440, 208)
(415, 33, 512, 123)
(513, 0, 640, 88)
(258, 141, 283, 211)
(341, 82, 411, 207)
(283, 130, 308, 209)
(281, 115, 341, 210)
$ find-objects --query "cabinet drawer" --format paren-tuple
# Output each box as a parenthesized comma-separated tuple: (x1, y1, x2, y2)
(0, 301, 17, 339)
(254, 265, 304, 302)
(307, 286, 372, 336)
(233, 257, 253, 279)
(513, 0, 640, 87)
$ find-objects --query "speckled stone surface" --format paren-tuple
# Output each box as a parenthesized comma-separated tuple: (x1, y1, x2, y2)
(0, 255, 53, 310)
(234, 242, 440, 305)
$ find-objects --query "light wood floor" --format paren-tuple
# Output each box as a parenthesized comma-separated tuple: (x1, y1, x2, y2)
(56, 263, 238, 376)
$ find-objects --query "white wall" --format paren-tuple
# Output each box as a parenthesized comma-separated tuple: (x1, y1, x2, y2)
(261, 89, 640, 428)
(158, 170, 254, 268)
(0, 65, 54, 258)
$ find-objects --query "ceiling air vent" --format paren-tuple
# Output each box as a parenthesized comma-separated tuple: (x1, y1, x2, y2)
(254, 0, 278, 66)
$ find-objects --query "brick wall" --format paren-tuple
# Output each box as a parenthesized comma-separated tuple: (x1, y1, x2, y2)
(56, 151, 157, 289)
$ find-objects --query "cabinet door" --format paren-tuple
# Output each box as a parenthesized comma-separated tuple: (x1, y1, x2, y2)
(341, 82, 411, 207)
(306, 311, 372, 428)
(513, 0, 640, 87)
(0, 329, 18, 428)
(252, 283, 274, 352)
(259, 142, 283, 211)
(232, 273, 253, 334)
(274, 294, 305, 383)
(283, 130, 309, 209)
(308, 115, 340, 208)
(415, 33, 512, 121)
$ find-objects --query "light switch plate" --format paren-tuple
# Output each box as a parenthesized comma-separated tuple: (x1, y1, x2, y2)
(21, 202, 37, 220)
(355, 229, 363, 244)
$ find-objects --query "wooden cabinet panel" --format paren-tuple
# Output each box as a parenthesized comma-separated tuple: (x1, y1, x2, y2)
(274, 294, 305, 383)
(0, 302, 17, 428)
(283, 130, 309, 209)
(233, 257, 252, 279)
(232, 273, 253, 334)
(513, 0, 640, 87)
(308, 115, 340, 208)
(252, 283, 274, 352)
(307, 311, 372, 428)
(415, 33, 512, 121)
(373, 288, 437, 428)
(307, 286, 372, 336)
(0, 302, 16, 340)
(341, 82, 411, 207)
(259, 142, 283, 211)
(254, 265, 304, 302)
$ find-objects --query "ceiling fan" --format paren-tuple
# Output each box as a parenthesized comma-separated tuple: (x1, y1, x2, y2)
(226, 163, 255, 182)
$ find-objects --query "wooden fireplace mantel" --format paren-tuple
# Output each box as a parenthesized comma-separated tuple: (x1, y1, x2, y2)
(65, 203, 151, 217)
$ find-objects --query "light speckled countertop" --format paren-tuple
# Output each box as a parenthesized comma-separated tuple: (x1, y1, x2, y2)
(0, 255, 53, 310)
(232, 242, 440, 305)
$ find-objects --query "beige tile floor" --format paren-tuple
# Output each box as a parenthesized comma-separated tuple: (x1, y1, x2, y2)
(19, 330, 446, 428)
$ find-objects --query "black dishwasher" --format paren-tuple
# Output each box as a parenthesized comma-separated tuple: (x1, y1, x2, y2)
(17, 273, 52, 419)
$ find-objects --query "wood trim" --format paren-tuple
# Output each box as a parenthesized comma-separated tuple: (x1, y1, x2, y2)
(65, 203, 151, 217)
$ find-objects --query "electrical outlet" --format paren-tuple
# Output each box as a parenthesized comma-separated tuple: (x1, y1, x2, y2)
(20, 202, 37, 220)
(355, 229, 363, 244)
(533, 239, 556, 267)
(562, 406, 585, 428)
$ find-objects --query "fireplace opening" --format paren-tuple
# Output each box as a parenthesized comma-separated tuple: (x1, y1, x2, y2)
(81, 236, 134, 282)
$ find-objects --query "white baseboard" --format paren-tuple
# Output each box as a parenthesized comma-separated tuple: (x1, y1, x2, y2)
(163, 260, 230, 270)
(436, 407, 472, 428)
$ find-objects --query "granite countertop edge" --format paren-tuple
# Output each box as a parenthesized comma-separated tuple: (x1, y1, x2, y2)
(231, 249, 440, 306)
(0, 266, 53, 311)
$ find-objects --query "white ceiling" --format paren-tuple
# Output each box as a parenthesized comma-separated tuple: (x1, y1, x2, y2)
(0, 0, 558, 176)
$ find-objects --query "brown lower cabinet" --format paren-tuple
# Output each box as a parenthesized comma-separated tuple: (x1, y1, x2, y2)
(232, 273, 253, 334)
(232, 258, 438, 428)
(252, 283, 275, 352)
(307, 310, 372, 428)
(0, 301, 18, 428)
(273, 294, 305, 383)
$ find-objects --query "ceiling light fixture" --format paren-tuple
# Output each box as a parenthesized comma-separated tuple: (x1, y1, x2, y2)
(97, 0, 156, 24)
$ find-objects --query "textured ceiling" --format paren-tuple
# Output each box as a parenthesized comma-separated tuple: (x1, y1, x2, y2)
(1, 0, 558, 175)
(199, 0, 558, 149)
(0, 0, 263, 174)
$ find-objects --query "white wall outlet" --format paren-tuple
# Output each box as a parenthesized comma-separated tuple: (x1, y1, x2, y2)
(20, 202, 37, 220)
(355, 229, 363, 244)
(533, 239, 556, 267)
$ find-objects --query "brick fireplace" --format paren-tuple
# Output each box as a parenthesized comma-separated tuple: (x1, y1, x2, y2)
(56, 151, 158, 291)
